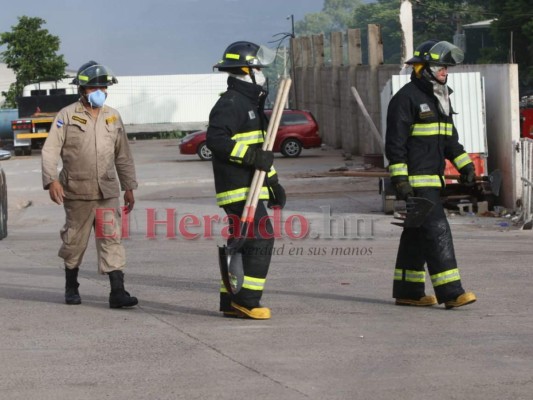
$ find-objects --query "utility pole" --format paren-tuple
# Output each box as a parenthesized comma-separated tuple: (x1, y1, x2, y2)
(399, 0, 413, 66)
(287, 14, 297, 108)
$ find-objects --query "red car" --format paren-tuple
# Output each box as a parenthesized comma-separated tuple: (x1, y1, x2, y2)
(179, 109, 321, 161)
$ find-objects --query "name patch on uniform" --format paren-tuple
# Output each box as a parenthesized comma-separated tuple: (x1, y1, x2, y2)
(419, 103, 434, 119)
(72, 116, 87, 124)
(56, 119, 64, 128)
(106, 115, 117, 125)
(248, 110, 256, 120)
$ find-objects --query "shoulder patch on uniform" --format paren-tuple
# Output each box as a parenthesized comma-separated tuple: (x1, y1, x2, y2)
(106, 115, 118, 125)
(248, 110, 256, 120)
(56, 119, 64, 128)
(72, 116, 87, 124)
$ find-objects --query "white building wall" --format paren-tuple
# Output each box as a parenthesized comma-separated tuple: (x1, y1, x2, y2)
(106, 73, 227, 130)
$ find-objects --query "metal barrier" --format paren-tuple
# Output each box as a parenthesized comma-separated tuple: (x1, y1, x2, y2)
(519, 138, 533, 229)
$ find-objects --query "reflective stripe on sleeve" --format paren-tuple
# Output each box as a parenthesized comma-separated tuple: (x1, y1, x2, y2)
(230, 142, 249, 164)
(389, 163, 408, 177)
(453, 153, 472, 171)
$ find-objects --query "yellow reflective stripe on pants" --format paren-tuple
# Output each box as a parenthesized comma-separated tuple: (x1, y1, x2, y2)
(394, 269, 425, 283)
(453, 153, 472, 171)
(242, 276, 266, 291)
(431, 268, 461, 287)
(411, 123, 453, 136)
(389, 163, 408, 177)
(409, 175, 442, 188)
(220, 280, 228, 293)
(216, 186, 270, 206)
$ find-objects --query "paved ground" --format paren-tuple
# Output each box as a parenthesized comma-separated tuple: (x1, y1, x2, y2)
(1, 140, 532, 400)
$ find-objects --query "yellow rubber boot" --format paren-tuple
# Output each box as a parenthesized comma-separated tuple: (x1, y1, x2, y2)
(231, 302, 271, 320)
(395, 295, 437, 306)
(445, 291, 477, 309)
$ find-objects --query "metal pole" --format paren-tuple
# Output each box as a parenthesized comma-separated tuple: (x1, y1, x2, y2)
(287, 14, 297, 109)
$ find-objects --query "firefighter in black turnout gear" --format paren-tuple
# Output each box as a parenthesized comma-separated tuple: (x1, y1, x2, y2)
(207, 41, 286, 319)
(385, 40, 476, 309)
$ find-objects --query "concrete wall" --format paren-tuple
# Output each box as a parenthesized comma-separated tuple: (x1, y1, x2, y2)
(454, 64, 520, 209)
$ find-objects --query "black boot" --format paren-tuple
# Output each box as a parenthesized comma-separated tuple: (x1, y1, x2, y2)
(108, 270, 138, 309)
(65, 267, 81, 305)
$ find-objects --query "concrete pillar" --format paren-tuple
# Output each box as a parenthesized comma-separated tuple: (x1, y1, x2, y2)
(366, 24, 383, 153)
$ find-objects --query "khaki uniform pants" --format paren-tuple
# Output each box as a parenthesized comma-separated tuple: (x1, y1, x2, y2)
(59, 198, 126, 274)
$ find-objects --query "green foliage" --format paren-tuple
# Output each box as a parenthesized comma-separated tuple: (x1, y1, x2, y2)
(352, 0, 486, 64)
(0, 16, 68, 108)
(488, 0, 533, 91)
(295, 0, 362, 36)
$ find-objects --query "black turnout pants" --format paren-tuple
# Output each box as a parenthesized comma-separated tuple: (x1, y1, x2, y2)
(393, 188, 465, 303)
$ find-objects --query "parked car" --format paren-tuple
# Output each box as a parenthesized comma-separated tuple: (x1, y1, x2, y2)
(0, 149, 11, 161)
(0, 161, 7, 240)
(179, 109, 321, 161)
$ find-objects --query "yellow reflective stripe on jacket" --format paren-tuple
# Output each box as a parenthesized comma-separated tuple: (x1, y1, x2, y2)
(229, 142, 249, 164)
(389, 163, 408, 177)
(233, 130, 264, 145)
(394, 269, 426, 283)
(409, 175, 442, 188)
(268, 167, 277, 178)
(242, 276, 266, 291)
(453, 153, 472, 171)
(411, 123, 453, 136)
(431, 268, 461, 287)
(216, 186, 270, 206)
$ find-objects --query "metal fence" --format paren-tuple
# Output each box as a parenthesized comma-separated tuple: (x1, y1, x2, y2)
(519, 138, 533, 229)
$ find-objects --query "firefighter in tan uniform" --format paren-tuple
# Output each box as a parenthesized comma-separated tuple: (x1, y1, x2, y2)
(42, 61, 138, 308)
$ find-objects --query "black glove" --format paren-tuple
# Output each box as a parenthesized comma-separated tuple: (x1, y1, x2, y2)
(244, 148, 274, 172)
(459, 164, 476, 186)
(391, 177, 414, 201)
(268, 183, 286, 209)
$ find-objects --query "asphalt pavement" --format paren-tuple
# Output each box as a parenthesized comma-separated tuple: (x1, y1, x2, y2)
(0, 140, 532, 400)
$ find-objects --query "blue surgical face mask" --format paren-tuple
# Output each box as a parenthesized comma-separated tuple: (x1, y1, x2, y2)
(87, 89, 107, 108)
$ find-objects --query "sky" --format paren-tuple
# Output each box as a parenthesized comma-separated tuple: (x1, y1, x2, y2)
(0, 0, 325, 76)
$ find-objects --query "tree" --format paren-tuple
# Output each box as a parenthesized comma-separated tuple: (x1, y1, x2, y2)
(0, 16, 68, 108)
(487, 0, 533, 92)
(295, 0, 363, 36)
(351, 0, 486, 64)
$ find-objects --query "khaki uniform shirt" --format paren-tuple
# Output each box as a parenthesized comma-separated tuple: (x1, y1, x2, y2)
(42, 101, 138, 200)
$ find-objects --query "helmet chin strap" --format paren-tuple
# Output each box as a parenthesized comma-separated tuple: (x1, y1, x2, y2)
(249, 68, 257, 85)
